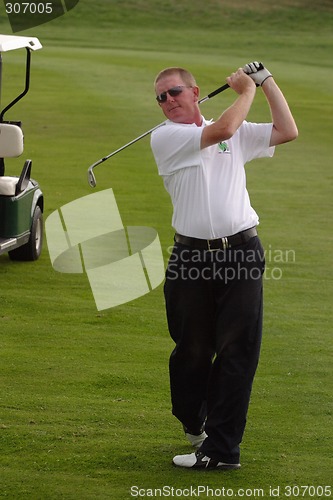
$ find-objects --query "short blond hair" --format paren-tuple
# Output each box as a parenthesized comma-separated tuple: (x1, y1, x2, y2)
(154, 67, 197, 89)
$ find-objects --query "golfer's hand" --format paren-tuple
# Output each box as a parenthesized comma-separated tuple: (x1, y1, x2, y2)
(226, 68, 256, 95)
(243, 61, 272, 86)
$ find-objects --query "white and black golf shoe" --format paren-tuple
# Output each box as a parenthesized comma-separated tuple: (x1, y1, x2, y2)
(173, 450, 241, 470)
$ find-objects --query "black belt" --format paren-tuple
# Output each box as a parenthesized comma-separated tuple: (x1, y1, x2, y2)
(174, 227, 257, 251)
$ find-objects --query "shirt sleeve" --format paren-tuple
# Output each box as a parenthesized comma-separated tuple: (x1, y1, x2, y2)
(151, 121, 203, 176)
(238, 121, 275, 163)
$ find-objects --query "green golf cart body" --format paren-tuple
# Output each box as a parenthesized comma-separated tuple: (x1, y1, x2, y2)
(0, 34, 43, 261)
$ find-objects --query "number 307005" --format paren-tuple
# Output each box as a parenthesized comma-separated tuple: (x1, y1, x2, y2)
(5, 3, 53, 14)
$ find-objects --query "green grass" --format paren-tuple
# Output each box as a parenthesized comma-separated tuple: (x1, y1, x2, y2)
(0, 1, 332, 498)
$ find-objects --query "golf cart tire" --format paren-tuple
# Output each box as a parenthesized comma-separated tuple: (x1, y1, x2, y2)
(9, 205, 43, 261)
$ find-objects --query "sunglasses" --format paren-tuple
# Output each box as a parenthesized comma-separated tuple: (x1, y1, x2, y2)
(156, 85, 190, 103)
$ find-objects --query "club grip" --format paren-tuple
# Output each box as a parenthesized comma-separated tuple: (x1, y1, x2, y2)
(199, 83, 229, 104)
(207, 83, 230, 99)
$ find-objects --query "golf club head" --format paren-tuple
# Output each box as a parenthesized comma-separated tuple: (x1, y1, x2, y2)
(88, 167, 97, 188)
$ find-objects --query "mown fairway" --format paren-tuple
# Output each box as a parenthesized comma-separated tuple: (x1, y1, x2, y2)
(0, 1, 332, 498)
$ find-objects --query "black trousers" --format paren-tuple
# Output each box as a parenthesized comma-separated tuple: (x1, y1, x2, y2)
(164, 235, 265, 463)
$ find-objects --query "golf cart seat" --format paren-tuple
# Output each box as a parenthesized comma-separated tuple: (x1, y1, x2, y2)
(0, 160, 32, 196)
(0, 176, 20, 196)
(0, 122, 29, 196)
(0, 122, 23, 157)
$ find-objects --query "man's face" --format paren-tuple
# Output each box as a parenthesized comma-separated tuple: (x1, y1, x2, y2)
(155, 74, 200, 125)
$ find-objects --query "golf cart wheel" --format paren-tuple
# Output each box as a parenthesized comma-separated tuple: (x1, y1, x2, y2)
(9, 206, 43, 261)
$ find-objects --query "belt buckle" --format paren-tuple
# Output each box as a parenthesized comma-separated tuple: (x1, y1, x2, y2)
(207, 237, 228, 251)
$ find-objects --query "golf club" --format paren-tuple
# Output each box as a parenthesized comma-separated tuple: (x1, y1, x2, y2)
(87, 82, 230, 188)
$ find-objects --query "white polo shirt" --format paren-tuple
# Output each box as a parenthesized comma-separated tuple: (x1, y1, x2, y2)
(151, 117, 274, 239)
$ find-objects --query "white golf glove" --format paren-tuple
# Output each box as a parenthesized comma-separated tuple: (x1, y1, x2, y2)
(243, 61, 272, 86)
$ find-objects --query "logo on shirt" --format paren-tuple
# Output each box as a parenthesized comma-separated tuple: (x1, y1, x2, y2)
(218, 141, 230, 154)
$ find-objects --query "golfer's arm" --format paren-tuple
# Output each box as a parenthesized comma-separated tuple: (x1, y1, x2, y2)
(262, 77, 298, 146)
(200, 90, 255, 149)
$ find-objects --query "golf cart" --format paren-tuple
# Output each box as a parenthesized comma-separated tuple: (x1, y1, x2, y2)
(0, 34, 43, 261)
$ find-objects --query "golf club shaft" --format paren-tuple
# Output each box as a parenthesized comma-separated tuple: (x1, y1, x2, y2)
(90, 122, 165, 170)
(93, 83, 229, 166)
(198, 83, 229, 104)
(88, 82, 230, 187)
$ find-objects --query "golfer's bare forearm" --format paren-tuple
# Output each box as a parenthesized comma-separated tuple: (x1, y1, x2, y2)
(262, 78, 298, 146)
(201, 89, 256, 149)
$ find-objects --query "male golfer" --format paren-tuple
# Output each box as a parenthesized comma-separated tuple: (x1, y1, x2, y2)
(150, 62, 297, 469)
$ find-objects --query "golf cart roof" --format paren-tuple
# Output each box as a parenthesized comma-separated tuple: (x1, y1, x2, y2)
(0, 34, 42, 52)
